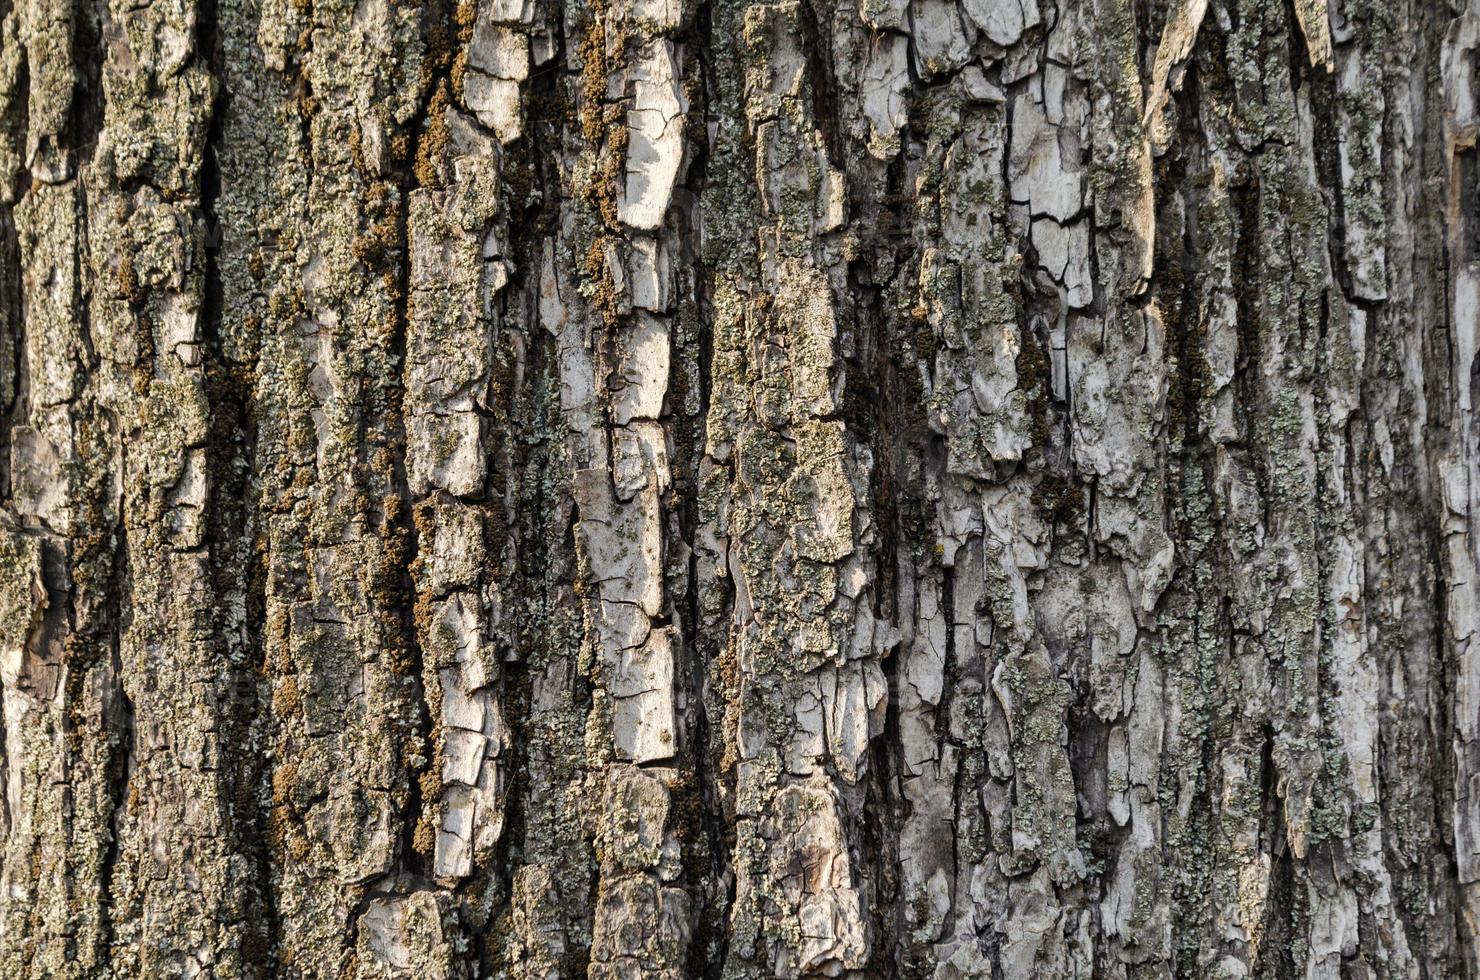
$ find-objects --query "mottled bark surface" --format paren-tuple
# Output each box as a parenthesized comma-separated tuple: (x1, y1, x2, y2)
(1, 0, 1478, 975)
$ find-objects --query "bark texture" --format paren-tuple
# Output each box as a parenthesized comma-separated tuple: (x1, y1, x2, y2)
(0, 0, 1478, 975)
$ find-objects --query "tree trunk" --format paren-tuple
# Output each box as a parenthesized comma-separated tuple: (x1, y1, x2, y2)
(0, 0, 1476, 975)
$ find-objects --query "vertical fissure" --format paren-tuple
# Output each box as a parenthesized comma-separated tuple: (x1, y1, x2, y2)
(96, 506, 133, 972)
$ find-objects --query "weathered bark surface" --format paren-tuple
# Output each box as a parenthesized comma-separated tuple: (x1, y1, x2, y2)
(1, 0, 1478, 975)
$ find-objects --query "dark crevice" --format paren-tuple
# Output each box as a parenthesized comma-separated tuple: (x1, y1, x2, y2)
(372, 0, 473, 894)
(69, 0, 105, 167)
(1460, 146, 1480, 265)
(473, 8, 572, 967)
(677, 2, 731, 973)
(796, 0, 844, 167)
(97, 509, 134, 971)
(871, 609, 907, 975)
(1300, 16, 1361, 309)
(1433, 513, 1470, 980)
(0, 0, 26, 498)
(1230, 167, 1268, 503)
(387, 137, 432, 887)
(934, 564, 957, 754)
(198, 0, 280, 960)
(1252, 731, 1299, 980)
(0, 210, 22, 499)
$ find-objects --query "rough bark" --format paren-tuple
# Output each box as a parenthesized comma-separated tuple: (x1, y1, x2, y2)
(1, 0, 1478, 975)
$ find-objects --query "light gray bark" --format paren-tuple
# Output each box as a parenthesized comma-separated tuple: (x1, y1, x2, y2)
(0, 0, 1477, 976)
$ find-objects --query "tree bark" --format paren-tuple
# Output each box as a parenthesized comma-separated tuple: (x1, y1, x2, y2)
(0, 0, 1477, 975)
